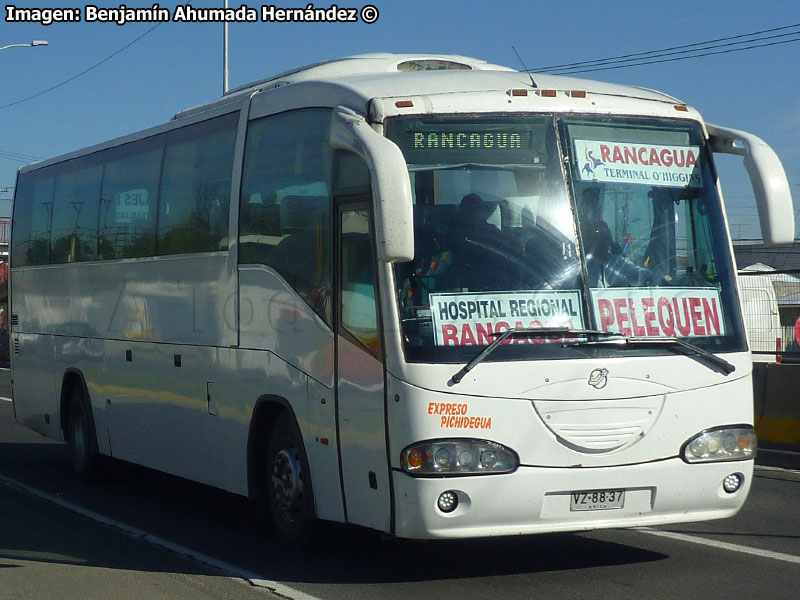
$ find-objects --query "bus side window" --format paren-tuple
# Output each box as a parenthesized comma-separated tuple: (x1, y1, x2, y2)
(239, 109, 333, 324)
(98, 135, 163, 259)
(50, 158, 103, 264)
(340, 209, 381, 358)
(11, 172, 55, 267)
(158, 112, 238, 255)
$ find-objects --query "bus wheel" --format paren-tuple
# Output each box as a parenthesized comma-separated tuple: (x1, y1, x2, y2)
(265, 411, 315, 549)
(66, 386, 99, 481)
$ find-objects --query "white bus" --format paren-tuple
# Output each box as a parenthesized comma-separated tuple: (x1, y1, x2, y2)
(10, 54, 794, 546)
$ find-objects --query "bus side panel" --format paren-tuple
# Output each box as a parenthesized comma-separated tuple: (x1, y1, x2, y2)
(55, 335, 108, 453)
(239, 266, 345, 518)
(307, 377, 345, 522)
(10, 333, 60, 440)
(238, 265, 334, 388)
(12, 255, 232, 347)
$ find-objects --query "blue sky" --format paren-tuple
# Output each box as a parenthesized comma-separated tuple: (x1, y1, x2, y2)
(1, 0, 798, 239)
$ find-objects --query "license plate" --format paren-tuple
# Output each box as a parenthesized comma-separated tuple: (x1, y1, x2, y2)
(570, 489, 625, 511)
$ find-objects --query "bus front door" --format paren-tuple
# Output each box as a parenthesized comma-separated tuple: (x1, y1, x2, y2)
(335, 200, 392, 532)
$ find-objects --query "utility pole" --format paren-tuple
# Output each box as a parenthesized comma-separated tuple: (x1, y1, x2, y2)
(223, 0, 229, 94)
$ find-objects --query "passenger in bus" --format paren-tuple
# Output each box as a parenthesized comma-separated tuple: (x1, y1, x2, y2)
(456, 193, 501, 236)
(579, 187, 649, 288)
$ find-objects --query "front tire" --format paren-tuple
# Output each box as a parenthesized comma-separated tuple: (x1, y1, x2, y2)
(265, 411, 316, 549)
(66, 386, 100, 481)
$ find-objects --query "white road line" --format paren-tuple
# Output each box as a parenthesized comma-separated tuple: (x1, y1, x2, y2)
(756, 464, 800, 476)
(0, 397, 12, 402)
(0, 473, 323, 600)
(636, 527, 800, 565)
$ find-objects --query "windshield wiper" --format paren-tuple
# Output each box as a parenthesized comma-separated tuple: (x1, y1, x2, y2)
(621, 336, 736, 375)
(565, 334, 735, 375)
(449, 327, 621, 385)
(448, 328, 735, 385)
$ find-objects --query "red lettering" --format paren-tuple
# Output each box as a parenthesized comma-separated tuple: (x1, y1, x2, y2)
(442, 324, 458, 346)
(600, 144, 610, 162)
(674, 149, 686, 168)
(529, 320, 545, 344)
(513, 321, 529, 344)
(428, 403, 435, 414)
(623, 146, 638, 165)
(475, 322, 494, 345)
(461, 323, 477, 345)
(686, 150, 697, 168)
(642, 297, 659, 336)
(649, 148, 661, 166)
(614, 298, 632, 336)
(673, 298, 691, 336)
(689, 297, 705, 335)
(612, 146, 624, 163)
(638, 147, 648, 165)
(495, 321, 511, 343)
(660, 148, 673, 167)
(598, 299, 615, 331)
(658, 297, 675, 336)
(702, 297, 721, 335)
(628, 298, 646, 336)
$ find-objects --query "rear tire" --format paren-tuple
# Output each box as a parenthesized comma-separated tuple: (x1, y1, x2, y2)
(264, 411, 316, 549)
(66, 386, 100, 481)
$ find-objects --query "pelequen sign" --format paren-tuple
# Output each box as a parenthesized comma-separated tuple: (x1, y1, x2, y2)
(591, 287, 725, 337)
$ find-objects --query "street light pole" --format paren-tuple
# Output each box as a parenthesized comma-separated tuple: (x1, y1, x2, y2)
(223, 0, 229, 95)
(0, 40, 48, 52)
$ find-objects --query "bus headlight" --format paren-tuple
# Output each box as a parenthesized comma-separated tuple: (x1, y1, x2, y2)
(681, 426, 757, 463)
(401, 439, 518, 476)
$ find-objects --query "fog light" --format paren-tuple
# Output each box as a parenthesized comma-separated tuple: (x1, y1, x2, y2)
(722, 473, 743, 494)
(437, 490, 459, 513)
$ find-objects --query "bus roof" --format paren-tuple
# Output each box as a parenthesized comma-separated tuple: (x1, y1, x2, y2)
(19, 53, 693, 175)
(174, 53, 685, 120)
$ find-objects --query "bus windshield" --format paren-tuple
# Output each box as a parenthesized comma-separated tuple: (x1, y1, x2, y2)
(386, 115, 745, 363)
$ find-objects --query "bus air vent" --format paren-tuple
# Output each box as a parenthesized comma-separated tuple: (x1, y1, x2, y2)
(396, 59, 472, 71)
(11, 314, 19, 326)
(532, 396, 664, 453)
(13, 338, 20, 355)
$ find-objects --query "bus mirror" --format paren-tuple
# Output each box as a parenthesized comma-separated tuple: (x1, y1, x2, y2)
(330, 106, 414, 263)
(707, 123, 795, 246)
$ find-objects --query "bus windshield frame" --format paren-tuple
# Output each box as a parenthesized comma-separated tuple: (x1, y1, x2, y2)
(385, 113, 746, 364)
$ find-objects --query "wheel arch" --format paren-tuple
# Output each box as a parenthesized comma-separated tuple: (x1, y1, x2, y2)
(246, 394, 306, 500)
(59, 368, 92, 435)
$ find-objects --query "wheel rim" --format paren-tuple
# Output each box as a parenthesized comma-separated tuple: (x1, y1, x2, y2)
(271, 444, 304, 523)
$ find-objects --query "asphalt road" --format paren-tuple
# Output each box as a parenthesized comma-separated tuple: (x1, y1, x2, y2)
(1, 371, 798, 600)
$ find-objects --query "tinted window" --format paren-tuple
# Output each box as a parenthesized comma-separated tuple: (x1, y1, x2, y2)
(99, 135, 163, 259)
(239, 109, 332, 322)
(158, 113, 238, 255)
(12, 170, 55, 267)
(50, 158, 102, 263)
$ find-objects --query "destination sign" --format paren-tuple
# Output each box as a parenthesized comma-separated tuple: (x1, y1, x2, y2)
(408, 130, 532, 151)
(387, 118, 548, 166)
(429, 290, 584, 346)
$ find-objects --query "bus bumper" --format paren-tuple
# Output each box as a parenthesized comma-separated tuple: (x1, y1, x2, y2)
(392, 458, 753, 539)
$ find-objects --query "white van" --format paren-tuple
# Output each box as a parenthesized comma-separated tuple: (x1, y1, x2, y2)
(739, 264, 781, 363)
